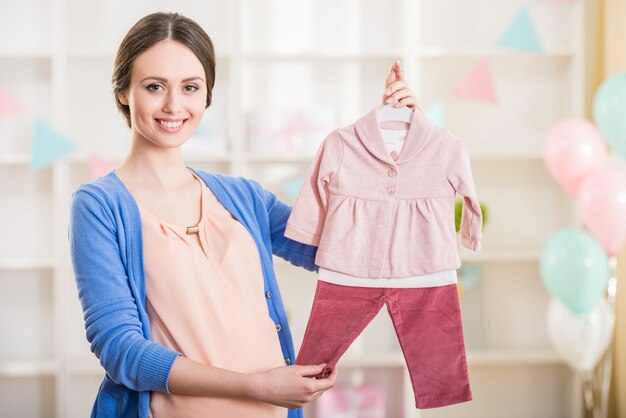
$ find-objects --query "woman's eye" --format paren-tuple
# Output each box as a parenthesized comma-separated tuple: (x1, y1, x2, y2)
(184, 85, 199, 92)
(146, 84, 164, 92)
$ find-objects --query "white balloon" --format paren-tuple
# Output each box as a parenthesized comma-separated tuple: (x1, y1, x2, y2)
(546, 298, 615, 372)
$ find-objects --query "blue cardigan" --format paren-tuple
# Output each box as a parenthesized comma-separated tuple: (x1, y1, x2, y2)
(69, 168, 318, 418)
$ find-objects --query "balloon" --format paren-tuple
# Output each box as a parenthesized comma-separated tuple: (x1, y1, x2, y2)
(577, 160, 626, 256)
(593, 73, 626, 159)
(546, 298, 614, 372)
(544, 118, 608, 196)
(458, 265, 482, 292)
(540, 228, 609, 314)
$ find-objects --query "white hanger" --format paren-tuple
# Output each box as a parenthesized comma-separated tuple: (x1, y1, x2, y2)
(376, 104, 413, 123)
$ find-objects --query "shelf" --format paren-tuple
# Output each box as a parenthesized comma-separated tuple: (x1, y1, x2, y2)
(0, 151, 547, 166)
(467, 348, 563, 366)
(246, 153, 315, 163)
(0, 153, 31, 165)
(61, 348, 563, 377)
(273, 251, 540, 267)
(471, 153, 544, 161)
(243, 51, 401, 61)
(63, 153, 233, 164)
(0, 51, 51, 59)
(0, 259, 55, 270)
(0, 360, 57, 377)
(67, 358, 104, 376)
(338, 348, 563, 368)
(241, 47, 574, 61)
(417, 46, 575, 58)
(460, 251, 540, 263)
(66, 49, 232, 61)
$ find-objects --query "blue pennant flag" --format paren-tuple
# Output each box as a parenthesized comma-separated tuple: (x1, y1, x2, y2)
(497, 7, 542, 53)
(425, 101, 446, 127)
(31, 119, 77, 170)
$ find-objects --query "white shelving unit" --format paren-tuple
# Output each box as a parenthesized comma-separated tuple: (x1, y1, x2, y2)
(0, 0, 584, 417)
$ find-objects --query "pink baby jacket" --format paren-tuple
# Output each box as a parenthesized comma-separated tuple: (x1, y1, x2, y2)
(284, 106, 482, 279)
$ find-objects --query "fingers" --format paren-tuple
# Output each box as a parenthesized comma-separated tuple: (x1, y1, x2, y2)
(385, 86, 418, 109)
(393, 60, 405, 81)
(326, 365, 339, 383)
(385, 62, 397, 86)
(280, 365, 338, 409)
(385, 80, 407, 96)
(307, 366, 337, 403)
(398, 96, 422, 111)
(385, 82, 423, 111)
(295, 363, 328, 378)
(385, 83, 410, 104)
(384, 80, 411, 109)
(384, 61, 424, 111)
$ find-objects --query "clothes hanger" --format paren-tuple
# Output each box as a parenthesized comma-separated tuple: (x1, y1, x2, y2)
(376, 104, 413, 123)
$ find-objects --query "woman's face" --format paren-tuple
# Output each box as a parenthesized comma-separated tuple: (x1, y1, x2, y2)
(118, 39, 207, 150)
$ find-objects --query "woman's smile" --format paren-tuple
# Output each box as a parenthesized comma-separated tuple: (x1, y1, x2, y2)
(156, 118, 188, 133)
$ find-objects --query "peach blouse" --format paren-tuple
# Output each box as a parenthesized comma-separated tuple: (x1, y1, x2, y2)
(140, 172, 286, 418)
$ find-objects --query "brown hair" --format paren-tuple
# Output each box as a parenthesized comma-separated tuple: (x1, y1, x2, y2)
(112, 12, 216, 128)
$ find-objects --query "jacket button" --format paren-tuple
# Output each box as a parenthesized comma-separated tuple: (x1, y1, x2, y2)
(265, 290, 272, 299)
(275, 324, 282, 332)
(387, 186, 396, 195)
(285, 357, 291, 365)
(388, 169, 397, 177)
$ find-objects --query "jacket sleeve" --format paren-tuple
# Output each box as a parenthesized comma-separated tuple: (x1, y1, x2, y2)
(442, 137, 483, 251)
(284, 133, 343, 246)
(69, 188, 180, 393)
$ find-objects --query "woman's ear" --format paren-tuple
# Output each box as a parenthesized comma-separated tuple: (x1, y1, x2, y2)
(118, 92, 129, 106)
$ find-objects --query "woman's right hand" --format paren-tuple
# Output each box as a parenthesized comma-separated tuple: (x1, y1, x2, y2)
(249, 364, 338, 409)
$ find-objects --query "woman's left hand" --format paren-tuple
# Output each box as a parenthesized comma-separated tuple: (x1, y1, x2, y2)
(382, 61, 423, 111)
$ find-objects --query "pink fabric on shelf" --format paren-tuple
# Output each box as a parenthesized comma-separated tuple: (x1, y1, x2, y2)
(285, 106, 482, 279)
(316, 384, 386, 418)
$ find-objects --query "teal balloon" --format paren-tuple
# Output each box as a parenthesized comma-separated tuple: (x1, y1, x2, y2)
(593, 73, 626, 159)
(458, 265, 482, 292)
(541, 228, 609, 315)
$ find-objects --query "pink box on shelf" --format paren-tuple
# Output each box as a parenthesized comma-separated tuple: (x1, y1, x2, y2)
(316, 384, 386, 418)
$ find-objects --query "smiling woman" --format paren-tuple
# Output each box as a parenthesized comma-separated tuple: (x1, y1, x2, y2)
(68, 11, 418, 418)
(69, 12, 338, 418)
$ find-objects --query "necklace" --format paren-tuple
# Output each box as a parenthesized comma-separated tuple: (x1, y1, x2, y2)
(186, 225, 199, 234)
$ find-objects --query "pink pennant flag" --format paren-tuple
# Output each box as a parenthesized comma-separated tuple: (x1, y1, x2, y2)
(0, 86, 23, 117)
(453, 59, 497, 104)
(89, 155, 117, 180)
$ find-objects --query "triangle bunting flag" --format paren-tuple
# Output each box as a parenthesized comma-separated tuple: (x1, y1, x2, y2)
(31, 119, 77, 170)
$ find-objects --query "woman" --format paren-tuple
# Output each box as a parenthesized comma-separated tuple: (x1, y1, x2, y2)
(69, 11, 420, 418)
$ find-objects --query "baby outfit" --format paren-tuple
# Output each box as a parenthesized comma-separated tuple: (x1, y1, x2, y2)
(284, 105, 482, 409)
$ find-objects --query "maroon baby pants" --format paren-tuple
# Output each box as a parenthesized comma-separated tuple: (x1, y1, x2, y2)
(296, 281, 472, 409)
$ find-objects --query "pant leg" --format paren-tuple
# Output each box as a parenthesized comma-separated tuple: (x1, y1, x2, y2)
(386, 285, 472, 409)
(296, 281, 385, 377)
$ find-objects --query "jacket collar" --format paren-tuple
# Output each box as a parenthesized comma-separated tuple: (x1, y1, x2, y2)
(354, 104, 433, 165)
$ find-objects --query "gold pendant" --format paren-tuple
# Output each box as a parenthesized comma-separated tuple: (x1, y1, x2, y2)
(186, 225, 199, 234)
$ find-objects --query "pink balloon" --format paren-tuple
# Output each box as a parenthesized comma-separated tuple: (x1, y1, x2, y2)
(544, 118, 608, 196)
(577, 160, 626, 256)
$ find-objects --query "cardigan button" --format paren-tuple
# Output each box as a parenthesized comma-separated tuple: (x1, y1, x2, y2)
(285, 357, 291, 365)
(275, 324, 282, 332)
(265, 290, 272, 299)
(387, 186, 396, 195)
(388, 169, 397, 177)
